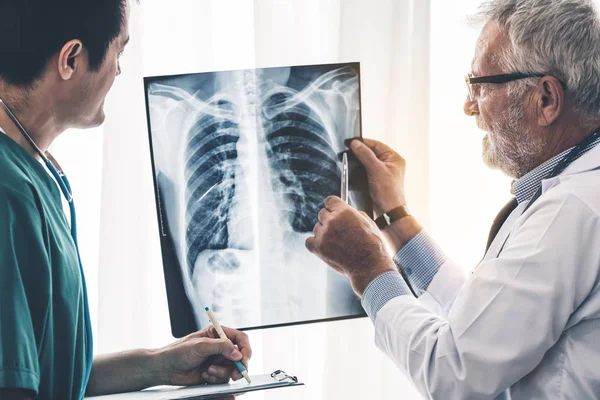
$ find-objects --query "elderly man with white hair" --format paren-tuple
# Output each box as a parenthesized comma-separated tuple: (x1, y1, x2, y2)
(306, 0, 600, 398)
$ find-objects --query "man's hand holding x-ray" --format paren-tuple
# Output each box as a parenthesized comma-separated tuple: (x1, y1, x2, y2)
(305, 195, 397, 295)
(305, 138, 422, 296)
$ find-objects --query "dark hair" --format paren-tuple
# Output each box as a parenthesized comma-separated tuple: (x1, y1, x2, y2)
(0, 0, 127, 87)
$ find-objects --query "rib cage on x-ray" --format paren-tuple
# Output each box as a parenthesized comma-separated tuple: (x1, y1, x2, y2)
(147, 64, 364, 330)
(264, 92, 341, 232)
(185, 100, 241, 276)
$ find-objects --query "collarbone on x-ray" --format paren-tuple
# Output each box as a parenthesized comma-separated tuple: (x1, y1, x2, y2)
(146, 63, 366, 331)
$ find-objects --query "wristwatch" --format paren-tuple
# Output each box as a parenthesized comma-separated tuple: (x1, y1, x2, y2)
(374, 205, 411, 229)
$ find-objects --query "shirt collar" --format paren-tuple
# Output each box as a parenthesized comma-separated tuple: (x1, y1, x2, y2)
(512, 134, 600, 203)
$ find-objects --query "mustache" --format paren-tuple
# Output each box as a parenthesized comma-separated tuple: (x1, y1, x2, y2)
(476, 116, 488, 131)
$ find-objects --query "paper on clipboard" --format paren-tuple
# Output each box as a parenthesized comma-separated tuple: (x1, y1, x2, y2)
(85, 371, 303, 400)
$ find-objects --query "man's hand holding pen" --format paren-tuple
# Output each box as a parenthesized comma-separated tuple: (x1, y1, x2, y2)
(155, 325, 252, 386)
(306, 138, 417, 296)
(305, 195, 397, 296)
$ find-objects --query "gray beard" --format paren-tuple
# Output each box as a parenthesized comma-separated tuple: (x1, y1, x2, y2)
(480, 101, 546, 179)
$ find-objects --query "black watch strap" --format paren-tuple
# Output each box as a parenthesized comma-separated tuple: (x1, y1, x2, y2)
(374, 205, 410, 229)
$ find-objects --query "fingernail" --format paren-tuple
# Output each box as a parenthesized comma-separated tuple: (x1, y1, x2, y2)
(208, 366, 218, 374)
(350, 140, 361, 149)
(231, 349, 242, 359)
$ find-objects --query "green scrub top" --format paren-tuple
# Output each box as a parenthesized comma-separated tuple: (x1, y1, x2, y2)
(0, 132, 88, 399)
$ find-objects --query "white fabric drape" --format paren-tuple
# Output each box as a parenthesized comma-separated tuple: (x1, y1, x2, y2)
(53, 1, 431, 398)
(428, 0, 512, 267)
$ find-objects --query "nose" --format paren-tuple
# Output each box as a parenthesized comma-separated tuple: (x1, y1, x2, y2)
(463, 95, 479, 116)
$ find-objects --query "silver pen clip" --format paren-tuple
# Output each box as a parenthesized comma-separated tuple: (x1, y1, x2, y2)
(341, 152, 349, 204)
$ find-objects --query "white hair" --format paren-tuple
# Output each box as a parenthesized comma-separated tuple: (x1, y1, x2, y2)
(471, 0, 600, 118)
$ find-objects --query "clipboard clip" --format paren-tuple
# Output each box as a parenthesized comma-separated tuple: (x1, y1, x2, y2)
(271, 370, 298, 383)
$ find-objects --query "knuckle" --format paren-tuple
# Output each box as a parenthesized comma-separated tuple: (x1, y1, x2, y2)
(207, 326, 218, 338)
(325, 195, 339, 205)
(319, 210, 329, 223)
(305, 237, 314, 251)
(189, 330, 203, 339)
(196, 337, 209, 345)
(338, 208, 352, 218)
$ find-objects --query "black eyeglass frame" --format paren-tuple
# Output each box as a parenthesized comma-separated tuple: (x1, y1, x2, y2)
(465, 72, 546, 100)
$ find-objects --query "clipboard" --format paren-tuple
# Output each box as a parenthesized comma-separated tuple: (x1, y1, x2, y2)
(85, 370, 303, 400)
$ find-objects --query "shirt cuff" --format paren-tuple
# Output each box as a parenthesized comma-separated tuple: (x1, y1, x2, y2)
(361, 271, 411, 323)
(393, 230, 447, 295)
(0, 368, 39, 394)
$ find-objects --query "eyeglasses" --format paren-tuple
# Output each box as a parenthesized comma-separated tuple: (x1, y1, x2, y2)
(465, 72, 545, 101)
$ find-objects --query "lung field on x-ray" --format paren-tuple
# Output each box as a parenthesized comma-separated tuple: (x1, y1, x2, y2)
(148, 63, 363, 330)
(263, 91, 340, 233)
(185, 99, 243, 276)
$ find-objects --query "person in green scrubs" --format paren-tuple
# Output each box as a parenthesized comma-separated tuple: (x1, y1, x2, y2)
(0, 1, 252, 399)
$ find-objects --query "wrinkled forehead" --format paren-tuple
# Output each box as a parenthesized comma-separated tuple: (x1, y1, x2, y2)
(471, 21, 511, 75)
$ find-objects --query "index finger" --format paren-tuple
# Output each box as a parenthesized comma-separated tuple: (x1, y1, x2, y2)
(324, 196, 345, 212)
(222, 326, 252, 365)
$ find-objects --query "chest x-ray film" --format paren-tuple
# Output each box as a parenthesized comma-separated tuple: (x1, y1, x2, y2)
(144, 62, 372, 336)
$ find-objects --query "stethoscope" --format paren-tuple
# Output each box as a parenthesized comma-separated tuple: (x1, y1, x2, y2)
(0, 98, 93, 400)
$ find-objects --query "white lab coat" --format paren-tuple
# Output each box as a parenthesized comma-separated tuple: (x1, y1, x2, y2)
(374, 143, 600, 399)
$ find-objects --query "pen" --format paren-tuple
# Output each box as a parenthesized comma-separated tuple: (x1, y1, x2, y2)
(341, 152, 349, 204)
(204, 307, 251, 383)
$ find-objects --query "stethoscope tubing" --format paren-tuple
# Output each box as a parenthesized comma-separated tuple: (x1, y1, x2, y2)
(0, 97, 93, 400)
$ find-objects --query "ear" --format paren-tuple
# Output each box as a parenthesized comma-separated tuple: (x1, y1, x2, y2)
(57, 40, 84, 81)
(535, 76, 564, 127)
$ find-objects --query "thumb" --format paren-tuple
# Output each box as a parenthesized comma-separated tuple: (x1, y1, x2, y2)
(350, 139, 381, 171)
(197, 338, 243, 361)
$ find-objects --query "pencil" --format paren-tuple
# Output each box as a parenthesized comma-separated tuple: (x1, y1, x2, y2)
(204, 307, 252, 384)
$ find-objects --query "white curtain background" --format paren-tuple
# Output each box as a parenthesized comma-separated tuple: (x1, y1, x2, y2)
(429, 0, 512, 268)
(49, 0, 512, 398)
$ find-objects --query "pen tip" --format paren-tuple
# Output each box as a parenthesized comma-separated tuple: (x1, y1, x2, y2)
(242, 371, 252, 384)
(205, 307, 209, 311)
